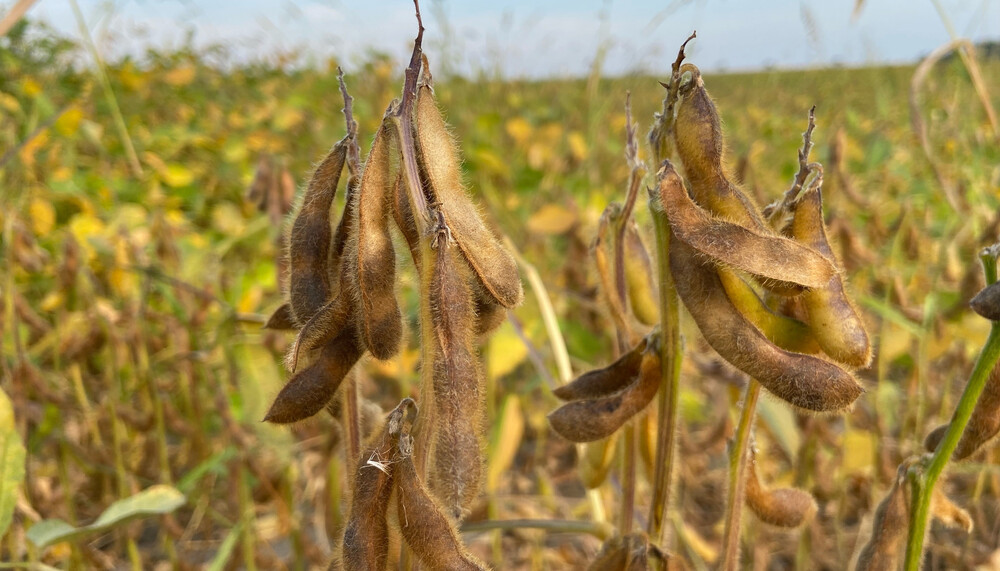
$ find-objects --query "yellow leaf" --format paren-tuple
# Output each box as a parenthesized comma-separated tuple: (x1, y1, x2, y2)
(527, 203, 576, 236)
(164, 65, 196, 87)
(29, 198, 55, 235)
(568, 131, 588, 161)
(238, 285, 263, 314)
(40, 292, 63, 312)
(0, 93, 19, 113)
(273, 107, 303, 131)
(841, 429, 876, 474)
(487, 395, 524, 491)
(505, 117, 533, 146)
(55, 107, 83, 136)
(487, 322, 528, 379)
(161, 164, 194, 188)
(21, 78, 41, 97)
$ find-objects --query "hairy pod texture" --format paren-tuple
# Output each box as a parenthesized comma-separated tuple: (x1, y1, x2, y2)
(396, 451, 487, 570)
(924, 361, 1000, 459)
(672, 64, 769, 233)
(655, 161, 835, 291)
(744, 451, 817, 528)
(264, 303, 296, 330)
(790, 187, 872, 368)
(340, 399, 416, 571)
(971, 280, 1000, 321)
(548, 337, 662, 442)
(553, 336, 648, 401)
(354, 120, 404, 360)
(415, 82, 523, 309)
(288, 141, 348, 325)
(425, 226, 485, 521)
(670, 239, 863, 412)
(856, 465, 910, 571)
(716, 268, 820, 354)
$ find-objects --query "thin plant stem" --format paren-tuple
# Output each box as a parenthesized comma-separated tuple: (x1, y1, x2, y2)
(342, 372, 361, 472)
(647, 208, 682, 544)
(69, 0, 143, 179)
(720, 379, 761, 571)
(461, 519, 614, 540)
(903, 247, 1000, 570)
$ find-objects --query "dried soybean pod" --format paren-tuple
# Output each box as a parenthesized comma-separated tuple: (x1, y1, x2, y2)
(354, 119, 403, 360)
(672, 64, 769, 232)
(548, 339, 662, 442)
(856, 465, 910, 571)
(655, 161, 835, 291)
(426, 219, 485, 520)
(744, 452, 817, 527)
(288, 141, 348, 324)
(264, 303, 296, 330)
(790, 187, 872, 368)
(342, 399, 416, 571)
(396, 453, 487, 570)
(625, 224, 659, 326)
(553, 336, 647, 401)
(264, 325, 364, 423)
(580, 433, 618, 489)
(971, 281, 1000, 321)
(587, 535, 627, 571)
(391, 172, 503, 338)
(924, 361, 1000, 459)
(670, 239, 863, 412)
(716, 268, 820, 355)
(414, 79, 523, 309)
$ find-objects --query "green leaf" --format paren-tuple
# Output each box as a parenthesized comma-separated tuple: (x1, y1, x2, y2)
(206, 521, 243, 571)
(27, 485, 185, 549)
(0, 387, 26, 539)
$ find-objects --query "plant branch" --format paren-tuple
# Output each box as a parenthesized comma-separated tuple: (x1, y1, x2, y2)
(337, 67, 361, 177)
(392, 0, 430, 233)
(720, 379, 761, 571)
(903, 245, 1000, 570)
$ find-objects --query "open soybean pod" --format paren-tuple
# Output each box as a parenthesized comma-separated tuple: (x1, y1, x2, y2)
(548, 336, 662, 442)
(744, 449, 817, 527)
(425, 220, 485, 521)
(414, 73, 523, 310)
(716, 268, 820, 354)
(396, 448, 487, 570)
(654, 161, 835, 292)
(671, 63, 769, 233)
(790, 187, 872, 368)
(669, 239, 863, 412)
(340, 398, 416, 571)
(554, 336, 647, 401)
(353, 117, 404, 360)
(924, 361, 1000, 459)
(288, 140, 348, 325)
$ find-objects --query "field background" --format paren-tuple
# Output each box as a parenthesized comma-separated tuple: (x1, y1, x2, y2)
(2, 16, 1000, 570)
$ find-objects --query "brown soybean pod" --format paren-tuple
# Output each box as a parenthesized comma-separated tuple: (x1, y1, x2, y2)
(672, 64, 769, 232)
(391, 171, 505, 338)
(744, 452, 817, 527)
(790, 187, 873, 368)
(341, 399, 415, 571)
(396, 454, 487, 570)
(548, 343, 662, 443)
(656, 161, 835, 291)
(553, 336, 647, 401)
(264, 324, 364, 424)
(856, 465, 910, 571)
(924, 361, 1000, 459)
(426, 229, 484, 521)
(414, 82, 523, 309)
(288, 141, 348, 325)
(354, 120, 404, 360)
(971, 281, 1000, 321)
(670, 239, 863, 412)
(263, 303, 295, 330)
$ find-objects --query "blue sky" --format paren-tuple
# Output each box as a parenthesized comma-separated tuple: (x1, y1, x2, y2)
(20, 0, 1000, 77)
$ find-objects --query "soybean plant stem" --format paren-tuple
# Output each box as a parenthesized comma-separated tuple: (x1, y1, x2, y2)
(720, 379, 761, 571)
(647, 208, 682, 545)
(903, 247, 1000, 570)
